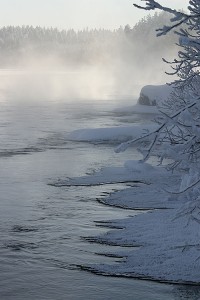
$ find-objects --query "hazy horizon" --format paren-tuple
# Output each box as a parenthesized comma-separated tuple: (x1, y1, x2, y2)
(0, 12, 178, 103)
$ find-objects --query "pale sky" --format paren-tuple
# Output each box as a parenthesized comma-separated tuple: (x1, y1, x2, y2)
(0, 0, 189, 30)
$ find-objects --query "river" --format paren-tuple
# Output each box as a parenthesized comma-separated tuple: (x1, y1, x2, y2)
(0, 71, 200, 300)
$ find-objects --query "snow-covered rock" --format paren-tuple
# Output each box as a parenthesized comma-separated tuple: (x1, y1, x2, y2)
(138, 84, 173, 106)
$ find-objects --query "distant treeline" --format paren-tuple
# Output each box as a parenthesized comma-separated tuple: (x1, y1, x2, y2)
(0, 12, 177, 70)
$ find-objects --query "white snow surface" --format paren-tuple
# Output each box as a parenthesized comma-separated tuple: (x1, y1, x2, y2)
(68, 124, 157, 143)
(71, 162, 200, 284)
(139, 84, 173, 106)
(87, 208, 200, 284)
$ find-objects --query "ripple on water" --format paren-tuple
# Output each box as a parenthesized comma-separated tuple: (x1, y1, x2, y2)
(4, 241, 38, 251)
(0, 147, 44, 158)
(11, 225, 39, 233)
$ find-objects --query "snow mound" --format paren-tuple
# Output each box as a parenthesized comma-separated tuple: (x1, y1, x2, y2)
(68, 124, 157, 143)
(138, 84, 173, 106)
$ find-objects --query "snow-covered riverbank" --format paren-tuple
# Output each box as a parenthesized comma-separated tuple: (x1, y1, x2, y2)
(67, 101, 200, 285)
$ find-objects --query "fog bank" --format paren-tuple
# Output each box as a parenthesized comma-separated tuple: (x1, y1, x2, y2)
(0, 13, 178, 102)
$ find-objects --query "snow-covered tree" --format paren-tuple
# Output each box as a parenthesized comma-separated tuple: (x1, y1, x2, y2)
(117, 0, 200, 211)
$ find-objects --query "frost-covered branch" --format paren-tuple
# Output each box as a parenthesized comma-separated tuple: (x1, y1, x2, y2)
(134, 0, 189, 37)
(116, 101, 197, 155)
(133, 0, 187, 17)
(124, 0, 200, 205)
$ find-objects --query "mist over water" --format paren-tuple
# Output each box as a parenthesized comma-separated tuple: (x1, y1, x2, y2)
(0, 13, 178, 103)
(0, 60, 170, 105)
(0, 67, 132, 103)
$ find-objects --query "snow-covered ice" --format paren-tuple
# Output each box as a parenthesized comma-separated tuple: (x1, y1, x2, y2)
(66, 88, 200, 284)
(83, 207, 200, 284)
(68, 124, 157, 143)
(72, 161, 200, 284)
